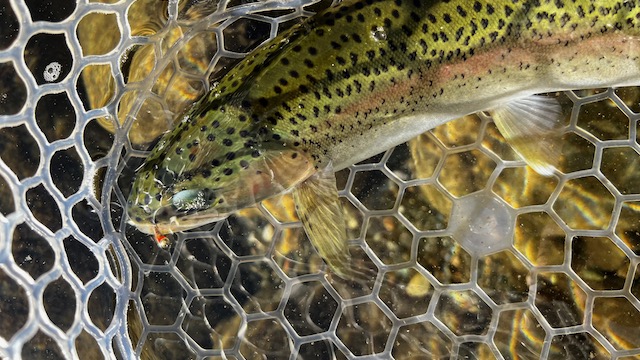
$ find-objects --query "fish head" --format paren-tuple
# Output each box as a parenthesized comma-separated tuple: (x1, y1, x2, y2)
(126, 105, 316, 235)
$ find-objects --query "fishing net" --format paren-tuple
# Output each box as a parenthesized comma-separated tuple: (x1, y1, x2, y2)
(1, 0, 639, 358)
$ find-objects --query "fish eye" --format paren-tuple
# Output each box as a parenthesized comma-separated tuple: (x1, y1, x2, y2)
(171, 188, 217, 211)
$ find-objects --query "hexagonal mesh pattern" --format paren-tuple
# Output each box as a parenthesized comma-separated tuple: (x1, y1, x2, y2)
(1, 0, 639, 359)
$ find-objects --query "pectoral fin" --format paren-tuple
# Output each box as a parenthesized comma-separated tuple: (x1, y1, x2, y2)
(488, 94, 564, 176)
(292, 167, 351, 278)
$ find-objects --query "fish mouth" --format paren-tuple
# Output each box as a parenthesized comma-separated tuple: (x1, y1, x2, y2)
(127, 207, 230, 235)
(163, 212, 230, 233)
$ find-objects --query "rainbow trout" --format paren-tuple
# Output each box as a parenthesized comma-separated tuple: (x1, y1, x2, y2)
(127, 0, 640, 277)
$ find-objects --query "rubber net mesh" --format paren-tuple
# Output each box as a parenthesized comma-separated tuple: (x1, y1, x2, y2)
(1, 0, 640, 359)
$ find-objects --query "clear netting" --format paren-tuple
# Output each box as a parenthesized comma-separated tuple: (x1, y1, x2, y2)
(0, 0, 639, 359)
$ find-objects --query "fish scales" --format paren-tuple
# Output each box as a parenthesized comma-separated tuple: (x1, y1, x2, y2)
(232, 0, 640, 168)
(146, 0, 640, 175)
(128, 0, 640, 276)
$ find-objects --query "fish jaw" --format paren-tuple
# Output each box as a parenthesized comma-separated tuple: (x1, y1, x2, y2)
(127, 210, 230, 236)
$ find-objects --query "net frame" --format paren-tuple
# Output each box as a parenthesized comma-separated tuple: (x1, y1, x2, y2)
(0, 0, 638, 359)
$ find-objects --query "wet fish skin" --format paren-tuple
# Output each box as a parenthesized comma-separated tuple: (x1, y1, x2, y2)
(127, 0, 640, 277)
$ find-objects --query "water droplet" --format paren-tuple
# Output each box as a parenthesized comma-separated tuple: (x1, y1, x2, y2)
(43, 62, 62, 82)
(371, 26, 387, 41)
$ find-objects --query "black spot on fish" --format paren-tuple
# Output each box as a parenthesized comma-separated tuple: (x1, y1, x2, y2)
(366, 50, 375, 61)
(504, 5, 513, 16)
(456, 5, 467, 17)
(350, 53, 358, 65)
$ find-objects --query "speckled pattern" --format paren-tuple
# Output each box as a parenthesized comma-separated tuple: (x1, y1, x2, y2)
(128, 0, 640, 233)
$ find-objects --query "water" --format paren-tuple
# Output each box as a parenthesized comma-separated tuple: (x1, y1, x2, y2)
(1, 0, 639, 358)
